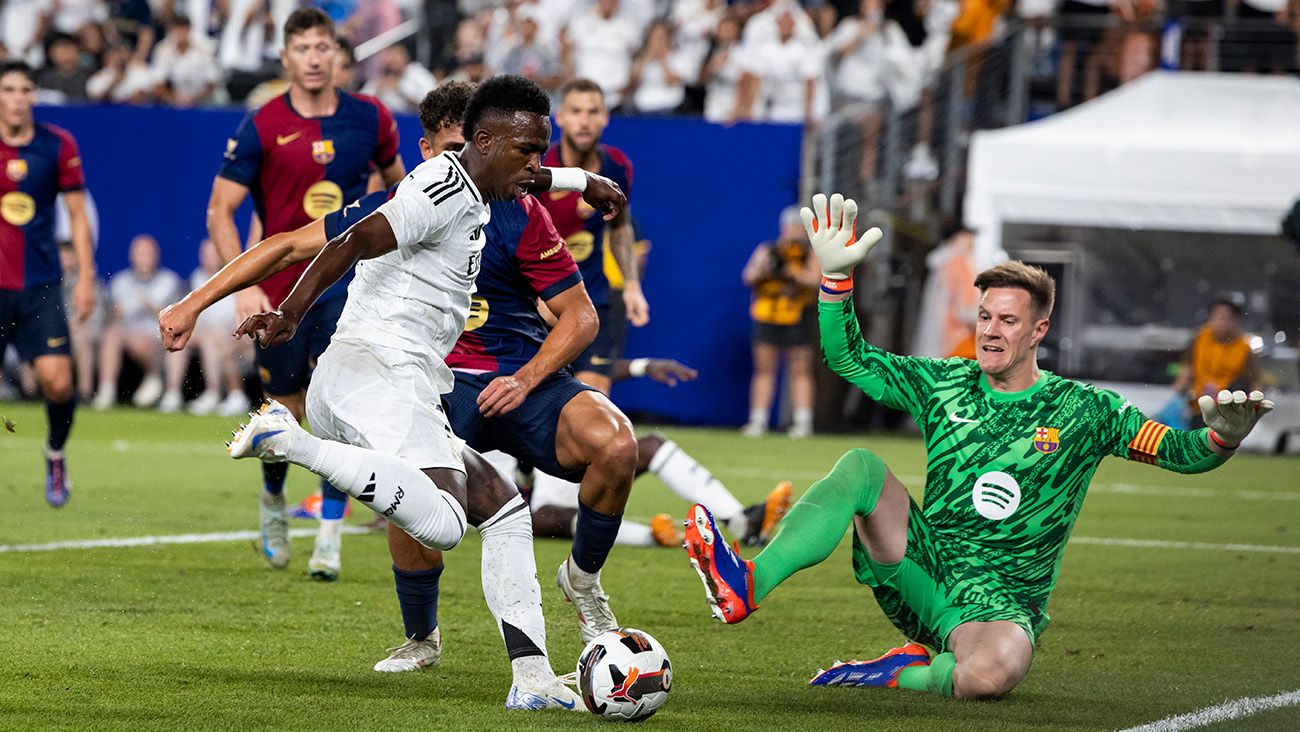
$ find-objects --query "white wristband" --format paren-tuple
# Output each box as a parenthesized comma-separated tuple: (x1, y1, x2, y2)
(628, 358, 650, 378)
(548, 167, 588, 192)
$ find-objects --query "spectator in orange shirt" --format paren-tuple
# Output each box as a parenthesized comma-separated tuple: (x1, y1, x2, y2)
(1172, 294, 1261, 428)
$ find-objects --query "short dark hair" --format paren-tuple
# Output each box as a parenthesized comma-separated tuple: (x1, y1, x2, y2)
(170, 13, 192, 29)
(462, 75, 550, 138)
(336, 36, 356, 66)
(559, 77, 604, 103)
(1211, 292, 1246, 317)
(0, 60, 36, 85)
(974, 261, 1056, 319)
(284, 7, 335, 45)
(419, 81, 476, 137)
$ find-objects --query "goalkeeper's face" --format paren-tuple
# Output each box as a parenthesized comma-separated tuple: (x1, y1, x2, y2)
(975, 287, 1049, 379)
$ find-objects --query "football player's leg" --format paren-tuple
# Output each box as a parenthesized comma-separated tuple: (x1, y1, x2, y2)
(378, 525, 444, 672)
(21, 287, 77, 507)
(553, 390, 637, 641)
(939, 621, 1033, 700)
(752, 448, 908, 602)
(302, 299, 351, 578)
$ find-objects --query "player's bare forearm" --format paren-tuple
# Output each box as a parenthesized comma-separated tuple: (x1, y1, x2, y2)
(189, 220, 329, 313)
(515, 287, 598, 389)
(378, 158, 406, 187)
(609, 215, 638, 284)
(206, 177, 251, 265)
(279, 214, 396, 321)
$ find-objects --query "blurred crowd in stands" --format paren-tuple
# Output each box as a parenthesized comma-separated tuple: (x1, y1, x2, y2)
(2, 0, 1295, 121)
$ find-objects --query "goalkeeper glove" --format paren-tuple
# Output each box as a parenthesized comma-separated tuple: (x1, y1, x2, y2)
(799, 192, 883, 281)
(1198, 389, 1275, 448)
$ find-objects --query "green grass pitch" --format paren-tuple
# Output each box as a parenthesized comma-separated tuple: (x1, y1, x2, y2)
(1, 403, 1298, 730)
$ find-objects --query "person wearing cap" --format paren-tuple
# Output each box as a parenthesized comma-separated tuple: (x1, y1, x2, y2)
(1172, 294, 1261, 428)
(740, 205, 822, 438)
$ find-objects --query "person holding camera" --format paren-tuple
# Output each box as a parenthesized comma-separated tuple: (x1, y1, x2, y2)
(741, 205, 821, 438)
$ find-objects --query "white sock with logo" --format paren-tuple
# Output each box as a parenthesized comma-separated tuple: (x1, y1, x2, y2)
(287, 431, 467, 550)
(476, 496, 559, 688)
(531, 471, 581, 509)
(648, 440, 745, 522)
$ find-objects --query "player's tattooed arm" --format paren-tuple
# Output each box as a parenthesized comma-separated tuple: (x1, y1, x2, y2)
(609, 211, 649, 326)
(235, 214, 397, 348)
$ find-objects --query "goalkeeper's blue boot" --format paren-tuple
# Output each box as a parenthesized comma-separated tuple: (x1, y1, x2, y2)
(44, 448, 70, 508)
(809, 642, 931, 688)
(684, 503, 758, 624)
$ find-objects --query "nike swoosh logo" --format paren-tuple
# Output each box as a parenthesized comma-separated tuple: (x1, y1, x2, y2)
(550, 696, 576, 709)
(589, 357, 612, 365)
(948, 414, 979, 424)
(276, 132, 303, 146)
(46, 337, 68, 347)
(251, 429, 285, 448)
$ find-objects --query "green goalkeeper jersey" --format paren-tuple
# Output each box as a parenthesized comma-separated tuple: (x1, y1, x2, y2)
(820, 299, 1226, 620)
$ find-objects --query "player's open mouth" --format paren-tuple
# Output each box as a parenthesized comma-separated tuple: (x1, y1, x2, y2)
(981, 345, 1004, 353)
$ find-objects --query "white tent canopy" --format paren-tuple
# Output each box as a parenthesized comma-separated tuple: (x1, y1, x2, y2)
(964, 72, 1300, 263)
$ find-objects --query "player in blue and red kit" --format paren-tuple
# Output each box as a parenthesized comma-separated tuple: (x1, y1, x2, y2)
(0, 61, 97, 507)
(204, 8, 405, 579)
(540, 77, 645, 394)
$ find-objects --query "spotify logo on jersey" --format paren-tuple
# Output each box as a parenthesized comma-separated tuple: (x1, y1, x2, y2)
(971, 471, 1022, 520)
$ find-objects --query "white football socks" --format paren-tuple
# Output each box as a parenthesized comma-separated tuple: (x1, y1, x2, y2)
(287, 430, 467, 550)
(477, 496, 556, 683)
(615, 520, 655, 547)
(531, 471, 581, 510)
(648, 439, 745, 522)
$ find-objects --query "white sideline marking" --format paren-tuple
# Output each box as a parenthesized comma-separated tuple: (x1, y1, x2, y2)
(0, 526, 370, 553)
(1119, 689, 1300, 732)
(1069, 536, 1300, 555)
(3, 528, 1297, 556)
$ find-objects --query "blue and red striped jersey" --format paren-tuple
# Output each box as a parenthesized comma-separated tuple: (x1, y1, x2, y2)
(324, 189, 582, 374)
(0, 123, 84, 291)
(539, 143, 631, 307)
(448, 196, 582, 373)
(218, 90, 399, 307)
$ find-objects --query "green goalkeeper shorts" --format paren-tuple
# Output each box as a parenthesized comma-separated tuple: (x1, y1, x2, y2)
(850, 498, 1047, 652)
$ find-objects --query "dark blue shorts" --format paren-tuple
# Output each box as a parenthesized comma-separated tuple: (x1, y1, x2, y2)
(0, 282, 71, 361)
(573, 303, 617, 377)
(254, 293, 346, 396)
(443, 370, 596, 482)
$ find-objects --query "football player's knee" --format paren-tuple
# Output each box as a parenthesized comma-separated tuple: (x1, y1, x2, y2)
(43, 376, 74, 404)
(826, 448, 886, 494)
(954, 647, 1027, 700)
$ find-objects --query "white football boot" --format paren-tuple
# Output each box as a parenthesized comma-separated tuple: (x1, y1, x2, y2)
(556, 557, 618, 644)
(228, 401, 297, 462)
(308, 524, 342, 581)
(373, 629, 441, 672)
(505, 676, 583, 711)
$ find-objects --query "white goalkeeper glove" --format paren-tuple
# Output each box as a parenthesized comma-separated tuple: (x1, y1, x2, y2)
(799, 192, 883, 281)
(1197, 389, 1275, 448)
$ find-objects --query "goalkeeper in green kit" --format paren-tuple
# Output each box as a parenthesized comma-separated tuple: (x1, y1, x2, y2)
(683, 193, 1275, 700)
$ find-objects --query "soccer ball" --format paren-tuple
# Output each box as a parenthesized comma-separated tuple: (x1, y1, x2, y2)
(576, 628, 672, 721)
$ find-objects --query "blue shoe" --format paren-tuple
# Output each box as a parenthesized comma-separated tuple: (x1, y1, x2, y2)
(809, 642, 930, 688)
(684, 503, 758, 623)
(504, 679, 583, 711)
(44, 448, 70, 508)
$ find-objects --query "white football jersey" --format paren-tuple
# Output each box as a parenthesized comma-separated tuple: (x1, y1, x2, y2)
(331, 151, 489, 392)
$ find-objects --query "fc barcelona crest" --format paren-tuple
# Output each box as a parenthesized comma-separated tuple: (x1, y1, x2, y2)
(6, 158, 28, 182)
(1033, 427, 1060, 454)
(311, 140, 335, 165)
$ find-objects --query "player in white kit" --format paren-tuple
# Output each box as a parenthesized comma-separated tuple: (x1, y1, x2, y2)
(225, 76, 609, 711)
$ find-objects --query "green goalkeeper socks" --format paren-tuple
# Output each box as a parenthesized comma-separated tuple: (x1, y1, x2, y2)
(896, 652, 955, 696)
(751, 448, 886, 603)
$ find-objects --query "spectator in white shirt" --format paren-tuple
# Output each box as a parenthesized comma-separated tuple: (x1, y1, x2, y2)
(1, 0, 53, 66)
(53, 0, 109, 36)
(361, 44, 438, 112)
(626, 20, 694, 113)
(700, 12, 748, 122)
(735, 7, 820, 123)
(561, 0, 641, 107)
(87, 43, 158, 104)
(94, 235, 188, 412)
(742, 0, 819, 48)
(152, 15, 222, 107)
(671, 0, 727, 82)
(826, 0, 888, 106)
(498, 5, 563, 94)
